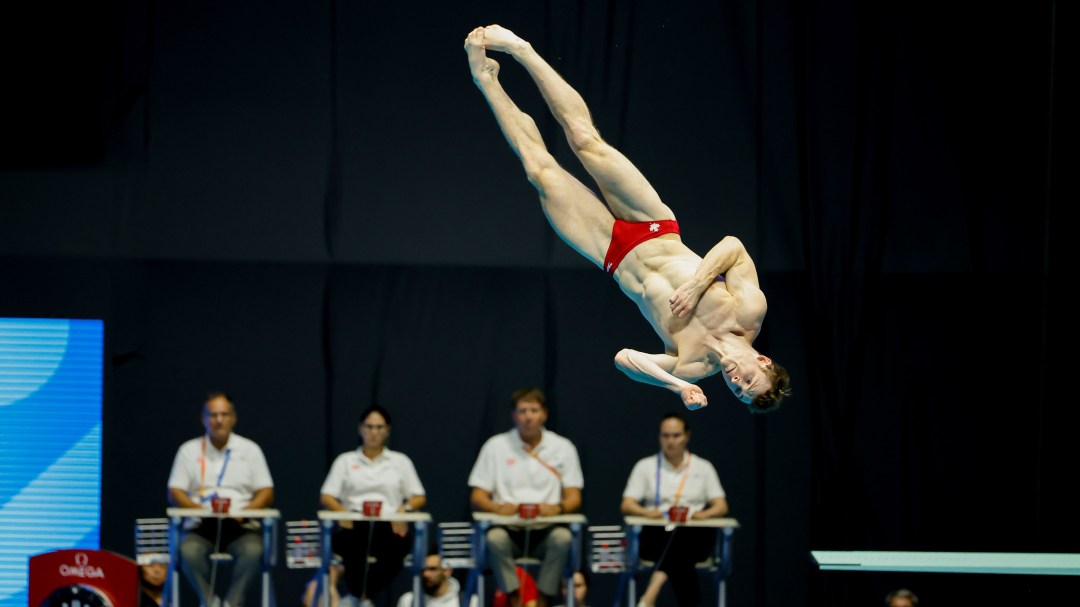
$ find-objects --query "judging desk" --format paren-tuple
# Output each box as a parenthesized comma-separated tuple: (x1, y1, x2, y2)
(470, 512, 589, 607)
(622, 516, 740, 607)
(316, 510, 434, 607)
(165, 508, 281, 607)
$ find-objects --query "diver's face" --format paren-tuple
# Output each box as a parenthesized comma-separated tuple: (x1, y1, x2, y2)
(720, 354, 773, 404)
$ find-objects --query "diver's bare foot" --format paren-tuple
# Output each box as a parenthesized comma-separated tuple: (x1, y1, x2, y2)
(481, 24, 528, 54)
(464, 27, 500, 82)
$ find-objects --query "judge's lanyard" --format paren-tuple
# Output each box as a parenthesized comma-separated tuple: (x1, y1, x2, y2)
(523, 441, 561, 480)
(199, 435, 232, 499)
(656, 451, 692, 507)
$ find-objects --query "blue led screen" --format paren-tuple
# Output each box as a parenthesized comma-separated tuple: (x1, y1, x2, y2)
(0, 318, 104, 607)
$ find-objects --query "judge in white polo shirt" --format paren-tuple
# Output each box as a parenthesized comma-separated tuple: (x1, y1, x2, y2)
(468, 387, 584, 607)
(168, 392, 275, 607)
(321, 404, 427, 606)
(620, 413, 727, 607)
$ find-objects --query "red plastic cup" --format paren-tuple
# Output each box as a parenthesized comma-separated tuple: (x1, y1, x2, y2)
(211, 497, 231, 514)
(518, 503, 540, 519)
(668, 505, 689, 523)
(362, 501, 383, 517)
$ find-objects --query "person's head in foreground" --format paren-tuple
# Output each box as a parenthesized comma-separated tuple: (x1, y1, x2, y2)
(140, 562, 167, 592)
(559, 570, 588, 606)
(421, 553, 453, 594)
(885, 588, 918, 607)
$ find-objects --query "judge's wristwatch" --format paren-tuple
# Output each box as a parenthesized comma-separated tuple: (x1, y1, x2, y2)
(402, 503, 415, 512)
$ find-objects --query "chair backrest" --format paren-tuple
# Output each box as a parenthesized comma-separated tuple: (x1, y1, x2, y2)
(284, 520, 322, 569)
(587, 525, 627, 573)
(438, 522, 475, 569)
(134, 518, 170, 565)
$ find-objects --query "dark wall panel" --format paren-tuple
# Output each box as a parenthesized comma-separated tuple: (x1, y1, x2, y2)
(142, 0, 333, 261)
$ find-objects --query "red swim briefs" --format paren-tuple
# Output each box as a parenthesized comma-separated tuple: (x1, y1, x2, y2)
(603, 219, 680, 274)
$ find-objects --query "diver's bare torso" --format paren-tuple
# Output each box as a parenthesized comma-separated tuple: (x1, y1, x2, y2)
(614, 235, 764, 381)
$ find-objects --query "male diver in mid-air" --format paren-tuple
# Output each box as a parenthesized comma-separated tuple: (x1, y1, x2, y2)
(465, 25, 790, 412)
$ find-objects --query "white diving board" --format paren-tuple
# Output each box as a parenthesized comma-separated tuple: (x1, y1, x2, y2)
(810, 551, 1080, 576)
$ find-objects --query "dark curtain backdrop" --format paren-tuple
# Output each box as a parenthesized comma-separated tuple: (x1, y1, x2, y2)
(1, 0, 1069, 605)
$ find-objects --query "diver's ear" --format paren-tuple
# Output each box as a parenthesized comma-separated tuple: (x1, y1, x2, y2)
(757, 355, 773, 367)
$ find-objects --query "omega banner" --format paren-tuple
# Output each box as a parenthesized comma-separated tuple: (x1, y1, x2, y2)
(28, 549, 138, 607)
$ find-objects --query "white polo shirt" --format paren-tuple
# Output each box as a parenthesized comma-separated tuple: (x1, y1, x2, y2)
(167, 432, 274, 510)
(468, 428, 584, 504)
(320, 448, 425, 511)
(622, 451, 724, 515)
